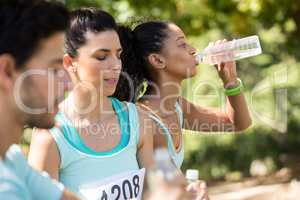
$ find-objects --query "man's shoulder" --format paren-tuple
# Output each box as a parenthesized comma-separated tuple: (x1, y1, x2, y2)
(0, 160, 31, 200)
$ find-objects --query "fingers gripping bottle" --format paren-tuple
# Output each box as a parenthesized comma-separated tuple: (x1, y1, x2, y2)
(186, 169, 200, 200)
(147, 148, 179, 193)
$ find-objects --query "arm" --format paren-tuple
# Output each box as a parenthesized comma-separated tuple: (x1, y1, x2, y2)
(28, 128, 60, 180)
(25, 165, 81, 200)
(4, 144, 80, 200)
(136, 108, 156, 170)
(0, 177, 30, 200)
(136, 109, 198, 200)
(181, 93, 251, 132)
(135, 108, 156, 200)
(0, 193, 24, 200)
(182, 40, 251, 132)
(28, 129, 81, 199)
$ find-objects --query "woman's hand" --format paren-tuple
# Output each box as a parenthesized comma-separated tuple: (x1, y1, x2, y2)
(146, 173, 194, 200)
(186, 180, 209, 200)
(207, 39, 238, 86)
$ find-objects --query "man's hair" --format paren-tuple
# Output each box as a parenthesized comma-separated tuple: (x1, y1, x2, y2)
(0, 0, 69, 67)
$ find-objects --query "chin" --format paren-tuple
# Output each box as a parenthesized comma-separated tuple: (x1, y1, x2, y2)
(185, 67, 197, 78)
(104, 88, 117, 97)
(26, 114, 56, 129)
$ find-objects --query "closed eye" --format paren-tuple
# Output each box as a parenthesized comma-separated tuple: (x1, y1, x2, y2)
(179, 43, 187, 48)
(96, 56, 106, 61)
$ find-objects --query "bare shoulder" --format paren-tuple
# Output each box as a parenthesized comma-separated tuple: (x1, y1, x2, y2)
(28, 127, 61, 178)
(28, 127, 60, 161)
(30, 128, 56, 147)
(136, 106, 157, 130)
(135, 106, 158, 146)
(28, 127, 61, 174)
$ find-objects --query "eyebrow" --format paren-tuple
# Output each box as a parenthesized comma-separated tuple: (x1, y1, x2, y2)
(176, 36, 185, 41)
(93, 48, 123, 53)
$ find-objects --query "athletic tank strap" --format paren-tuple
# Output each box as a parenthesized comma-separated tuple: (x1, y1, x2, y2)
(51, 98, 130, 157)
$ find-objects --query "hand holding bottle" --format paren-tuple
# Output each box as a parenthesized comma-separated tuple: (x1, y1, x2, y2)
(186, 169, 209, 200)
(186, 181, 209, 200)
(208, 39, 238, 86)
(147, 149, 194, 200)
(197, 35, 262, 86)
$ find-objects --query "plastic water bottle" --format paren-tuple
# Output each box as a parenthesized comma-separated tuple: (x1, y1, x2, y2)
(185, 169, 199, 183)
(186, 169, 200, 200)
(147, 148, 179, 192)
(196, 35, 262, 65)
(153, 148, 178, 181)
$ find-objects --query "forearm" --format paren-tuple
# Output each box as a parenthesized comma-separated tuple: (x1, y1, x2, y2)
(225, 92, 252, 131)
(26, 166, 65, 200)
(60, 188, 81, 200)
(26, 166, 81, 200)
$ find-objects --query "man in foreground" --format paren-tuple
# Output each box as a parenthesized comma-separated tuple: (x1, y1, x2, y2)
(0, 0, 80, 199)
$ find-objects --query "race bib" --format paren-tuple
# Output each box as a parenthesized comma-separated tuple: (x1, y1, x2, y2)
(79, 168, 145, 200)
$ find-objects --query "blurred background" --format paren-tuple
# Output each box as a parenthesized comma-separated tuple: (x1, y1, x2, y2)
(22, 0, 300, 199)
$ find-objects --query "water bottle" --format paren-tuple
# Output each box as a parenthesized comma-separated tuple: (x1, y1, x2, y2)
(185, 169, 199, 183)
(147, 148, 179, 192)
(153, 148, 178, 181)
(196, 35, 262, 65)
(186, 169, 200, 200)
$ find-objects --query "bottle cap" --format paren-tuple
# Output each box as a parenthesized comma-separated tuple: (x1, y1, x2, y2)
(186, 169, 199, 181)
(196, 53, 204, 63)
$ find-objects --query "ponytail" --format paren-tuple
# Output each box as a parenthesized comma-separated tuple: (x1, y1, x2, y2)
(113, 25, 149, 102)
(113, 21, 169, 102)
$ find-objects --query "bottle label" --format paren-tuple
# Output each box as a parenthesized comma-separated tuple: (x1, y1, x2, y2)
(79, 168, 145, 200)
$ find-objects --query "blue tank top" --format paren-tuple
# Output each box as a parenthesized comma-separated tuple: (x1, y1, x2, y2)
(148, 102, 184, 169)
(49, 98, 141, 198)
(55, 98, 130, 156)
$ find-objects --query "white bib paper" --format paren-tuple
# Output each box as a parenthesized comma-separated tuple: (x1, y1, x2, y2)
(79, 168, 145, 200)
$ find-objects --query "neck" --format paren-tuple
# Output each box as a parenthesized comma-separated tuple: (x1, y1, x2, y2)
(63, 87, 113, 121)
(0, 98, 23, 158)
(144, 73, 182, 113)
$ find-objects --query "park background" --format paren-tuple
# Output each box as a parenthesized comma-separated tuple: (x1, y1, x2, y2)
(22, 0, 300, 199)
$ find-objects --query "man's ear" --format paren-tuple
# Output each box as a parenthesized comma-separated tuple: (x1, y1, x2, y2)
(0, 54, 16, 91)
(147, 53, 166, 70)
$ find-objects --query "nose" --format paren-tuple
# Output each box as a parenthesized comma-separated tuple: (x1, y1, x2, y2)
(190, 46, 197, 56)
(112, 63, 121, 72)
(111, 57, 122, 71)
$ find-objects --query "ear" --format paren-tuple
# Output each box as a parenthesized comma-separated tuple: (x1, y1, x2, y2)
(63, 54, 74, 71)
(147, 53, 166, 70)
(63, 54, 80, 84)
(0, 54, 16, 91)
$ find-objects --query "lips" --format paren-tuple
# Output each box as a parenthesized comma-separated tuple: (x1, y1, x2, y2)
(104, 78, 118, 86)
(194, 56, 199, 66)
